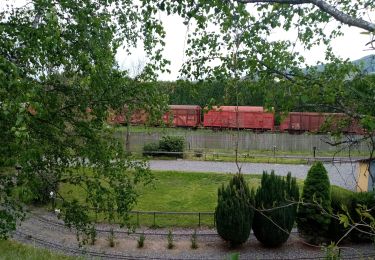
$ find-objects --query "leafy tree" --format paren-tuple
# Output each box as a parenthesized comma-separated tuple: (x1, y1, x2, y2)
(215, 174, 255, 247)
(253, 171, 299, 247)
(297, 161, 332, 244)
(0, 0, 168, 240)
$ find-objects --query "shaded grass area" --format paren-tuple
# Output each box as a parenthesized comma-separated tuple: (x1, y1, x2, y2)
(0, 240, 78, 260)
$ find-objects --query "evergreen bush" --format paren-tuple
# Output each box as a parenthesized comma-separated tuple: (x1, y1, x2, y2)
(215, 173, 254, 247)
(158, 136, 185, 158)
(349, 191, 375, 242)
(297, 161, 332, 244)
(328, 187, 353, 242)
(253, 171, 299, 247)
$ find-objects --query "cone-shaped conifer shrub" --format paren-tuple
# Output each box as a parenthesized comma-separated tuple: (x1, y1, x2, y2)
(297, 161, 332, 244)
(215, 173, 254, 247)
(253, 171, 299, 247)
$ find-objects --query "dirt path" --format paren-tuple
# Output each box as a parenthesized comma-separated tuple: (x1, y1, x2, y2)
(12, 210, 375, 259)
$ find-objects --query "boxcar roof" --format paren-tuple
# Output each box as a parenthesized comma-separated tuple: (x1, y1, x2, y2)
(169, 105, 201, 110)
(208, 106, 264, 112)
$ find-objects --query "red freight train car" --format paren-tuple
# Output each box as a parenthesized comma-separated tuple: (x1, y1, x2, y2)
(108, 107, 148, 125)
(279, 112, 363, 134)
(203, 106, 274, 130)
(162, 105, 201, 127)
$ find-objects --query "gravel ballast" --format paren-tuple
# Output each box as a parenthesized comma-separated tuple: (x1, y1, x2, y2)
(12, 211, 375, 259)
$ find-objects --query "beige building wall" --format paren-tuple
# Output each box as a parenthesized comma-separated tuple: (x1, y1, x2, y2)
(357, 162, 370, 192)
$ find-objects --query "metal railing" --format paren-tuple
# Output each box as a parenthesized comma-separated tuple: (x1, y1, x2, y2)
(128, 210, 215, 227)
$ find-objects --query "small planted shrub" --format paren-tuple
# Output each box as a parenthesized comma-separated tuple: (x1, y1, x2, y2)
(228, 253, 240, 260)
(137, 233, 145, 248)
(89, 225, 97, 245)
(142, 142, 160, 157)
(297, 161, 332, 244)
(107, 228, 115, 247)
(167, 229, 174, 249)
(253, 171, 299, 247)
(191, 230, 198, 249)
(158, 136, 185, 158)
(323, 242, 341, 260)
(215, 173, 254, 247)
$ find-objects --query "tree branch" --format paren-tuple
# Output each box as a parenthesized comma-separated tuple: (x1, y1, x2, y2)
(236, 0, 375, 32)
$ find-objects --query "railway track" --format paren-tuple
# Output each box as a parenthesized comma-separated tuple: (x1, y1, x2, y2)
(14, 228, 375, 260)
(28, 212, 219, 237)
(11, 212, 375, 260)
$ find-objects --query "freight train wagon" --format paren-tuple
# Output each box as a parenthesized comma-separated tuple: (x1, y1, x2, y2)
(279, 112, 363, 134)
(162, 105, 201, 127)
(203, 106, 275, 130)
(108, 107, 148, 125)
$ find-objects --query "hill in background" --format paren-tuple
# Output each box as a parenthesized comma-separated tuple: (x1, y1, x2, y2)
(313, 54, 375, 74)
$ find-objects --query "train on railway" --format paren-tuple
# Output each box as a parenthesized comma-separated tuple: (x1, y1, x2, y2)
(108, 105, 364, 135)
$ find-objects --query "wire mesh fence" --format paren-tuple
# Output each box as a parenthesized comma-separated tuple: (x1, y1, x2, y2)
(127, 211, 215, 228)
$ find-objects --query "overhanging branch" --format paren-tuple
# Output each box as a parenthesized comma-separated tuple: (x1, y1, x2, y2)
(236, 0, 375, 32)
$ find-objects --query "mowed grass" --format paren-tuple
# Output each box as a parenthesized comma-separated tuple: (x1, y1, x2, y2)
(134, 171, 262, 212)
(59, 170, 305, 227)
(0, 240, 79, 260)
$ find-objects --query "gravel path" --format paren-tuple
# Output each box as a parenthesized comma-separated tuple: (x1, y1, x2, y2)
(13, 211, 375, 259)
(149, 160, 359, 190)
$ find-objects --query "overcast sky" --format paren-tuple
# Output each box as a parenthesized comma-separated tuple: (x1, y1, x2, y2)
(2, 0, 374, 81)
(117, 13, 375, 81)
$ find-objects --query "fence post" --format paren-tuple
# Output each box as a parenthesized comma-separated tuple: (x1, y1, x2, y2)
(198, 212, 201, 227)
(153, 212, 156, 227)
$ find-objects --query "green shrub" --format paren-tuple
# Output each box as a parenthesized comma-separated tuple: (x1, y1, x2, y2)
(215, 174, 254, 247)
(89, 225, 97, 245)
(137, 233, 145, 248)
(328, 187, 354, 243)
(297, 161, 332, 244)
(167, 229, 174, 249)
(142, 142, 160, 157)
(191, 230, 198, 249)
(158, 136, 185, 158)
(349, 191, 375, 242)
(253, 171, 299, 247)
(107, 228, 115, 247)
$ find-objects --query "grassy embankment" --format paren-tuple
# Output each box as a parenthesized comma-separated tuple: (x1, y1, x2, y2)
(0, 240, 79, 260)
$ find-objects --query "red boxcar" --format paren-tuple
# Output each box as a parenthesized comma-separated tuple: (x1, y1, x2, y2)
(163, 105, 201, 127)
(107, 107, 148, 125)
(279, 112, 363, 134)
(203, 106, 274, 130)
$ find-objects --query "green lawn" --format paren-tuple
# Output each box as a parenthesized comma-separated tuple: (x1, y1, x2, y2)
(59, 170, 303, 227)
(0, 240, 78, 260)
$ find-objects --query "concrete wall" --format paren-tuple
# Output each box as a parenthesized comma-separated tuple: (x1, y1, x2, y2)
(120, 130, 370, 153)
